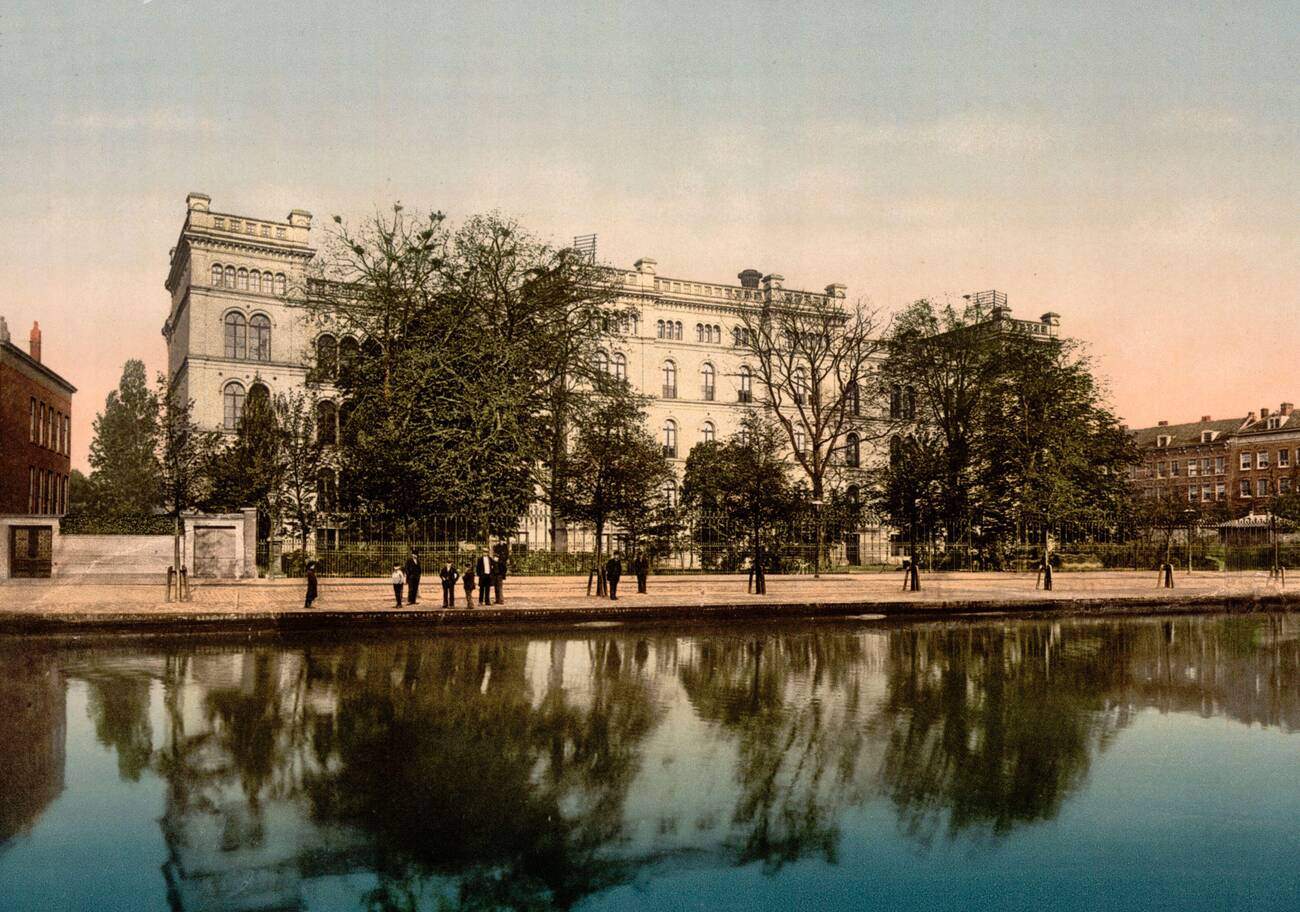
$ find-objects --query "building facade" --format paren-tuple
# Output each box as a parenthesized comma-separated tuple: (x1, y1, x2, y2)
(1128, 403, 1299, 513)
(0, 318, 75, 516)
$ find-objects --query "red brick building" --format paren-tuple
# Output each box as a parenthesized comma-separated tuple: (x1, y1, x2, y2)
(0, 319, 76, 516)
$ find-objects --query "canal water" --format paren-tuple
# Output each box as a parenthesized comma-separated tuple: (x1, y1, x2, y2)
(0, 614, 1297, 911)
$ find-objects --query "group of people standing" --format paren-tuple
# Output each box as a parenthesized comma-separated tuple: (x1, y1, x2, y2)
(387, 549, 507, 609)
(601, 551, 650, 600)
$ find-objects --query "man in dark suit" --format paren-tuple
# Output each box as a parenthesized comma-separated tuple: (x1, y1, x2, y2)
(304, 561, 318, 608)
(476, 552, 494, 605)
(492, 545, 508, 604)
(439, 562, 459, 608)
(633, 552, 649, 593)
(403, 549, 422, 605)
(605, 553, 622, 600)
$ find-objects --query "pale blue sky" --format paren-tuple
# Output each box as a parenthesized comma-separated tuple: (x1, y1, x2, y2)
(1, 1, 1296, 468)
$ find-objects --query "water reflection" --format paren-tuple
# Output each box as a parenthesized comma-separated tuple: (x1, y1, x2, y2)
(0, 614, 1297, 909)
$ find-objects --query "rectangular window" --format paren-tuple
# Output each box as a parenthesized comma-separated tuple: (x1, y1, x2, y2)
(29, 467, 36, 513)
(1187, 486, 1197, 502)
(29, 398, 36, 441)
(1187, 459, 1198, 477)
(1282, 478, 1293, 495)
(1201, 485, 1212, 502)
(1240, 479, 1252, 497)
(1240, 452, 1252, 470)
(1200, 457, 1211, 475)
(1257, 451, 1269, 469)
(38, 402, 46, 447)
(1258, 478, 1269, 497)
(1215, 456, 1226, 475)
(1280, 450, 1290, 468)
(1170, 460, 1180, 476)
(1156, 461, 1167, 478)
(1216, 482, 1226, 500)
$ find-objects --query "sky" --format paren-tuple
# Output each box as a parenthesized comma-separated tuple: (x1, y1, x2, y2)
(1, 1, 1296, 471)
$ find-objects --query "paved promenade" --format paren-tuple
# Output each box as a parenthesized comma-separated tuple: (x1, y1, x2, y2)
(1, 570, 1297, 635)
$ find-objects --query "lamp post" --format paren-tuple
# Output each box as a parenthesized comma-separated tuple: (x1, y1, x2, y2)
(810, 498, 824, 579)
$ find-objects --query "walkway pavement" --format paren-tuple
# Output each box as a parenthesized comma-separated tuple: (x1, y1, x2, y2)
(2, 570, 1297, 634)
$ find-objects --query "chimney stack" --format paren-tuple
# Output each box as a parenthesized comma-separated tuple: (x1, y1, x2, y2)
(1245, 411, 1257, 424)
(28, 321, 41, 363)
(1201, 415, 1212, 422)
(737, 269, 762, 289)
(1157, 420, 1168, 427)
(0, 315, 9, 344)
(1281, 403, 1294, 417)
(1261, 407, 1271, 419)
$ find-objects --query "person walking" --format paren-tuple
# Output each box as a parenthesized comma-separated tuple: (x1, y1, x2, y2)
(440, 561, 459, 608)
(390, 565, 405, 608)
(492, 546, 508, 604)
(633, 551, 649, 594)
(403, 549, 422, 605)
(304, 561, 318, 609)
(476, 551, 494, 606)
(462, 563, 476, 608)
(605, 553, 623, 600)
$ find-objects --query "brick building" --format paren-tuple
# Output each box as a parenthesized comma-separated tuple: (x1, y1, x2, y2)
(0, 318, 75, 517)
(1128, 403, 1299, 513)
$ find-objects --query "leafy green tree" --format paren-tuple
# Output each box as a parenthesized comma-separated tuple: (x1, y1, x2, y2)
(156, 373, 221, 523)
(556, 385, 672, 595)
(86, 360, 159, 516)
(681, 411, 799, 587)
(204, 385, 282, 537)
(278, 390, 328, 552)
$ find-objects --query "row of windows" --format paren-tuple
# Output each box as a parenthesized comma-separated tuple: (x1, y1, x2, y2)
(221, 381, 345, 443)
(316, 334, 381, 379)
(1156, 456, 1228, 478)
(28, 467, 67, 516)
(211, 264, 287, 296)
(212, 217, 287, 239)
(656, 417, 862, 466)
(652, 319, 755, 348)
(1237, 449, 1296, 471)
(1240, 477, 1292, 497)
(29, 398, 70, 455)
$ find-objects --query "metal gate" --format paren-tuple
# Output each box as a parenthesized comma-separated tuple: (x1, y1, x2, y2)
(193, 526, 237, 578)
(9, 525, 53, 578)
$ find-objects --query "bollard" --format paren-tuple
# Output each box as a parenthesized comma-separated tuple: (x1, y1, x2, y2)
(166, 566, 175, 603)
(179, 566, 190, 602)
(1043, 562, 1053, 591)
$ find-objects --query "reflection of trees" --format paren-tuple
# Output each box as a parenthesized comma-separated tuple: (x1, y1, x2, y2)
(84, 672, 154, 781)
(304, 636, 665, 910)
(677, 634, 880, 870)
(873, 623, 1134, 844)
(0, 647, 65, 849)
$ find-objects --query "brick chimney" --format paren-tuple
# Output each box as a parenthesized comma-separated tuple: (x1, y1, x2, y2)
(1157, 420, 1168, 427)
(0, 315, 9, 344)
(1245, 411, 1257, 425)
(1280, 402, 1294, 417)
(1261, 406, 1271, 419)
(1201, 415, 1212, 422)
(28, 321, 41, 363)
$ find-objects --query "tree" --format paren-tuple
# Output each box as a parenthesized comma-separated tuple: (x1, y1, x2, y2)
(86, 360, 159, 516)
(204, 385, 282, 538)
(682, 411, 799, 591)
(736, 290, 888, 575)
(873, 428, 945, 578)
(156, 373, 221, 523)
(278, 390, 328, 552)
(555, 385, 672, 595)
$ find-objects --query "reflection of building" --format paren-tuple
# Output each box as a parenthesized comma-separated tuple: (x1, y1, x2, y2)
(0, 649, 66, 845)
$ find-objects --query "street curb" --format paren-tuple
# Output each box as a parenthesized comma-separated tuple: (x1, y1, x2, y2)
(1, 590, 1297, 637)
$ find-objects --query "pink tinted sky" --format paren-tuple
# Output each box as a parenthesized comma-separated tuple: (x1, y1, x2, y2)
(1, 2, 1296, 471)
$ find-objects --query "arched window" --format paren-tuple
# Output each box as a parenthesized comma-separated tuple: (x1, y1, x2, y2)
(845, 380, 860, 417)
(248, 270, 261, 293)
(249, 314, 271, 362)
(656, 319, 665, 339)
(845, 432, 860, 468)
(339, 336, 359, 380)
(847, 484, 860, 505)
(661, 360, 677, 398)
(674, 321, 683, 340)
(662, 419, 677, 458)
(612, 352, 627, 381)
(713, 324, 721, 343)
(236, 268, 249, 291)
(792, 367, 809, 405)
(701, 362, 715, 400)
(702, 420, 716, 444)
(362, 337, 383, 360)
(889, 435, 902, 467)
(316, 334, 337, 378)
(223, 312, 247, 359)
(738, 365, 753, 403)
(211, 263, 224, 286)
(794, 428, 807, 455)
(317, 400, 338, 445)
(247, 383, 270, 414)
(224, 265, 236, 288)
(273, 273, 287, 296)
(222, 382, 245, 431)
(593, 350, 609, 374)
(695, 323, 704, 342)
(262, 271, 274, 293)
